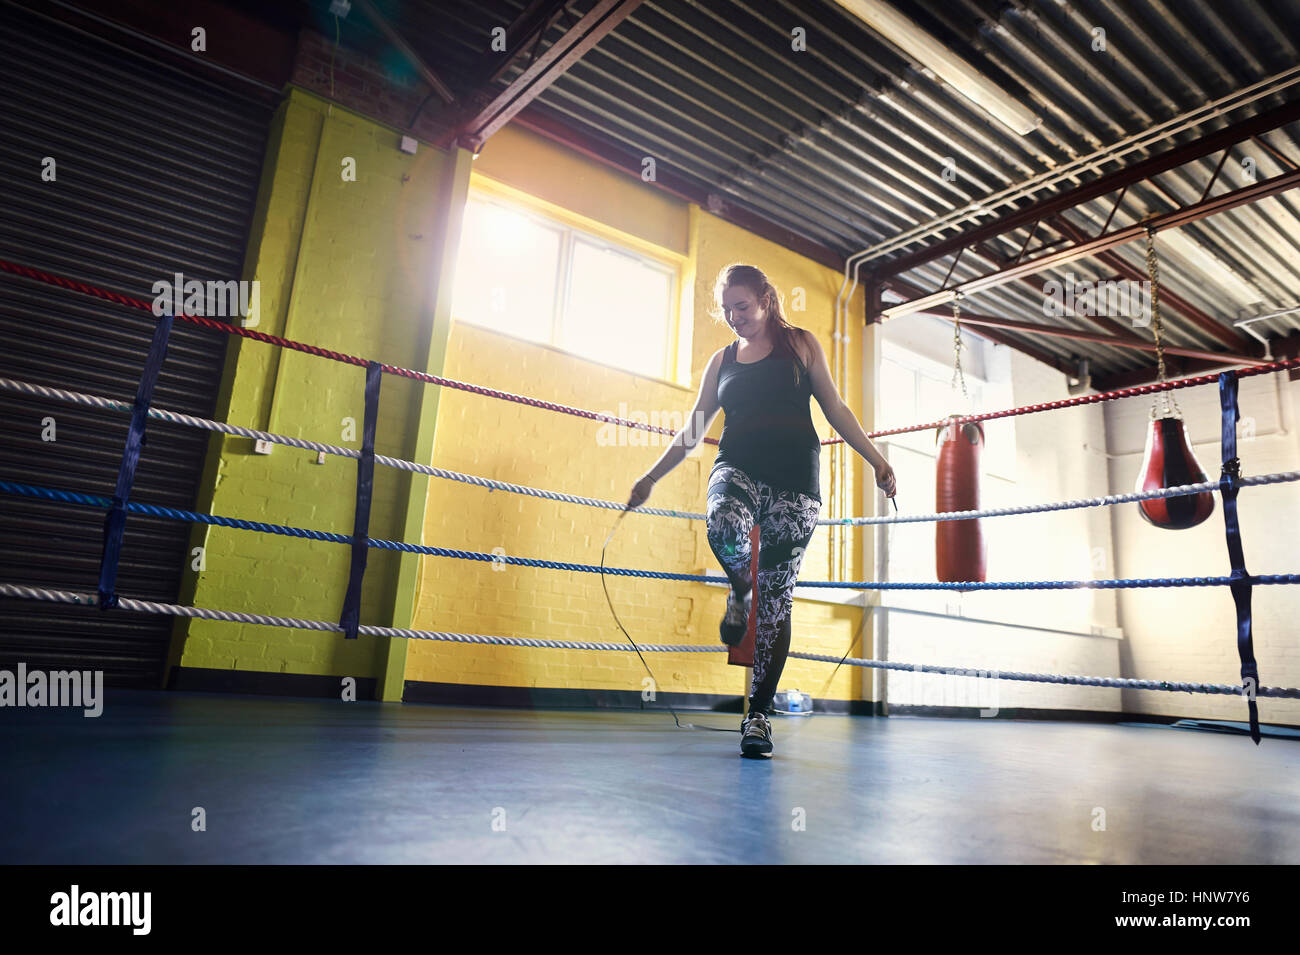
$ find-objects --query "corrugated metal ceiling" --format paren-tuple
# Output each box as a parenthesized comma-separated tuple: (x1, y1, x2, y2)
(318, 0, 1300, 378)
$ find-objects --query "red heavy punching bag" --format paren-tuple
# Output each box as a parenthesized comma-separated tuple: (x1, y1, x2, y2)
(936, 416, 986, 584)
(1135, 416, 1215, 529)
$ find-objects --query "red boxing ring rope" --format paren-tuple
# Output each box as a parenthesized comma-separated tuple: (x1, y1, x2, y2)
(5, 257, 1298, 444)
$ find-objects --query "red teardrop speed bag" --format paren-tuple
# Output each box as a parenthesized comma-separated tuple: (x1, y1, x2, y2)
(1135, 416, 1215, 529)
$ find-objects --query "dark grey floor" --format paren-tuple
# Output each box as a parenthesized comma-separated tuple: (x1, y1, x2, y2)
(1, 689, 1296, 864)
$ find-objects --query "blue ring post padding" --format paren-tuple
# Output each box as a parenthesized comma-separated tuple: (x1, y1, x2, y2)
(98, 312, 174, 609)
(1219, 372, 1260, 744)
(339, 361, 382, 639)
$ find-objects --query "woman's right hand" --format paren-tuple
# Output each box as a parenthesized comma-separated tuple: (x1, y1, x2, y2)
(627, 474, 656, 510)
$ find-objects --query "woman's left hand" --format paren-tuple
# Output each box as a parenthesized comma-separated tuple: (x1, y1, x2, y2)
(874, 462, 897, 498)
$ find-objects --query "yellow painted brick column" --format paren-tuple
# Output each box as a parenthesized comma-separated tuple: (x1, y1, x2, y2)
(166, 88, 459, 688)
(380, 146, 473, 701)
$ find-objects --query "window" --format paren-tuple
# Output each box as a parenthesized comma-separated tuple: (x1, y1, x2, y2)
(451, 192, 678, 380)
(452, 198, 562, 345)
(879, 341, 1017, 480)
(877, 340, 1017, 587)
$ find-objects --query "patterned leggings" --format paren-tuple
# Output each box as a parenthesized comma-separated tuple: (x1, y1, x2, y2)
(705, 466, 821, 712)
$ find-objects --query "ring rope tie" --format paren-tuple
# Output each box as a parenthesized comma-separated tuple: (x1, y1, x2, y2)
(338, 362, 382, 639)
(1, 582, 1295, 700)
(97, 310, 173, 609)
(4, 257, 1300, 443)
(3, 376, 1298, 527)
(4, 479, 1300, 592)
(1219, 372, 1261, 742)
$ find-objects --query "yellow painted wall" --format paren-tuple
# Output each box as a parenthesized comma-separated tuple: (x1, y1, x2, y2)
(471, 124, 688, 256)
(169, 88, 454, 679)
(166, 92, 871, 702)
(406, 127, 870, 704)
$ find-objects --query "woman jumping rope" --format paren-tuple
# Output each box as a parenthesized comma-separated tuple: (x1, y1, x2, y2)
(626, 264, 897, 759)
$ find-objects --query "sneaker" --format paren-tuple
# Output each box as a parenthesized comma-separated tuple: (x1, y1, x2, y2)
(718, 588, 751, 647)
(740, 710, 773, 759)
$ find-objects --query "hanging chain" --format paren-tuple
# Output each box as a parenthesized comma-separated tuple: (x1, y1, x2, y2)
(951, 294, 969, 398)
(1144, 227, 1180, 418)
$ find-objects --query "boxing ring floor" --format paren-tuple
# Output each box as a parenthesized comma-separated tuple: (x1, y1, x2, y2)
(1, 688, 1297, 865)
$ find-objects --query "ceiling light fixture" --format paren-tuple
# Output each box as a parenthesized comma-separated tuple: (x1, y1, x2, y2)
(832, 0, 1041, 135)
(1157, 229, 1264, 306)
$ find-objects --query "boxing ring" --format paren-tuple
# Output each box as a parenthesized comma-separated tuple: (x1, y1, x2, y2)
(4, 257, 1300, 864)
(2, 255, 1299, 738)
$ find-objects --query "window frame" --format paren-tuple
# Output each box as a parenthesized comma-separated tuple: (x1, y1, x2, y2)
(559, 231, 678, 381)
(454, 178, 686, 386)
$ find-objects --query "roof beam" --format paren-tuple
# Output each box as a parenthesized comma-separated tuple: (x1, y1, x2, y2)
(355, 0, 455, 104)
(881, 167, 1300, 319)
(475, 0, 571, 88)
(880, 97, 1300, 278)
(880, 277, 1077, 376)
(1048, 215, 1256, 354)
(443, 0, 645, 152)
(961, 238, 1156, 349)
(906, 308, 1267, 365)
(1092, 357, 1234, 391)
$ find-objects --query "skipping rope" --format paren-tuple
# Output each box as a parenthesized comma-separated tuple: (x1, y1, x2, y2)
(600, 506, 734, 733)
(804, 494, 898, 702)
(600, 494, 896, 735)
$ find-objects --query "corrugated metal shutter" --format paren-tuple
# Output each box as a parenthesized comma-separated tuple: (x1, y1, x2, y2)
(0, 4, 274, 687)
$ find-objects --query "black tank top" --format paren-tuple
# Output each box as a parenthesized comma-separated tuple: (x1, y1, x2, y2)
(711, 334, 821, 502)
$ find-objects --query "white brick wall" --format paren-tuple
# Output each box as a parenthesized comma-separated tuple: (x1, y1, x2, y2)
(882, 351, 1300, 723)
(880, 340, 1123, 712)
(1105, 370, 1300, 723)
